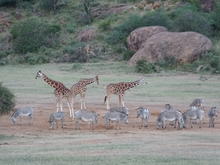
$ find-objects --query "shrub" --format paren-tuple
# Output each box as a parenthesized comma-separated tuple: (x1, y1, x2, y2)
(180, 51, 220, 73)
(156, 56, 178, 69)
(211, 1, 220, 33)
(16, 0, 35, 10)
(183, 0, 201, 9)
(123, 49, 134, 60)
(116, 0, 142, 3)
(200, 51, 220, 73)
(98, 18, 112, 31)
(106, 14, 142, 44)
(0, 83, 15, 115)
(135, 60, 159, 74)
(107, 10, 172, 44)
(0, 0, 16, 7)
(24, 53, 50, 65)
(39, 0, 66, 12)
(78, 0, 97, 24)
(62, 42, 88, 62)
(141, 10, 173, 29)
(11, 17, 60, 54)
(171, 5, 213, 36)
(66, 22, 77, 33)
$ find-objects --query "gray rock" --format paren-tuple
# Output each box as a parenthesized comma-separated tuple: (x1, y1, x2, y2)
(127, 26, 167, 51)
(129, 32, 212, 65)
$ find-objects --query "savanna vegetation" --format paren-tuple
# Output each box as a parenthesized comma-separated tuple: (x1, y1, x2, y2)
(1, 1, 220, 163)
(0, 83, 15, 114)
(0, 0, 220, 73)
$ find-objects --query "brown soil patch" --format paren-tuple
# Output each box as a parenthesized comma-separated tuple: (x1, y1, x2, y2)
(0, 103, 219, 136)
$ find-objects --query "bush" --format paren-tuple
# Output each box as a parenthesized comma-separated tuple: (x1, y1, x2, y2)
(171, 5, 213, 36)
(11, 17, 60, 54)
(62, 42, 89, 62)
(78, 0, 97, 24)
(180, 51, 220, 73)
(107, 10, 172, 44)
(141, 10, 173, 29)
(0, 0, 16, 7)
(156, 56, 178, 69)
(24, 53, 50, 65)
(116, 0, 142, 3)
(183, 0, 201, 9)
(211, 1, 220, 33)
(39, 0, 66, 12)
(98, 18, 112, 31)
(0, 83, 15, 115)
(135, 60, 159, 74)
(123, 49, 134, 60)
(106, 14, 143, 44)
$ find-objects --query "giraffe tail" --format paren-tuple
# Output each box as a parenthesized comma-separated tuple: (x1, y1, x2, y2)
(104, 96, 107, 104)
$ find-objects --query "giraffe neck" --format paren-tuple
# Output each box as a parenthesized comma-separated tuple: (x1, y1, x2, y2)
(79, 77, 96, 86)
(122, 80, 140, 91)
(42, 74, 63, 89)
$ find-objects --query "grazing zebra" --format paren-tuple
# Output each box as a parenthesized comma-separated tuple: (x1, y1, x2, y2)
(104, 107, 129, 129)
(136, 107, 150, 128)
(157, 110, 184, 129)
(208, 107, 218, 128)
(74, 110, 99, 130)
(183, 106, 205, 128)
(48, 112, 65, 129)
(10, 107, 33, 125)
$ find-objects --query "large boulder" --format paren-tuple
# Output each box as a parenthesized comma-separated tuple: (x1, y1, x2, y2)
(129, 32, 212, 65)
(127, 26, 168, 52)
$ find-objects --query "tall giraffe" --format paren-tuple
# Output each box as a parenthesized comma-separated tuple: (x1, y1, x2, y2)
(104, 79, 144, 110)
(35, 71, 74, 117)
(71, 76, 99, 109)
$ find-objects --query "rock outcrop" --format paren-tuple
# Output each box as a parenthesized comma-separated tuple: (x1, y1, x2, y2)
(127, 26, 168, 52)
(129, 32, 212, 65)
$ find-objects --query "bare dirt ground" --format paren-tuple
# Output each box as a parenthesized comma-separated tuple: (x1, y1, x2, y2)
(1, 102, 219, 136)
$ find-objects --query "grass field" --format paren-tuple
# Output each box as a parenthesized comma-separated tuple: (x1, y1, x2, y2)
(0, 62, 220, 165)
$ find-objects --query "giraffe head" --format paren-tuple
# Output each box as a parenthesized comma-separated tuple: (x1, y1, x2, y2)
(35, 70, 43, 79)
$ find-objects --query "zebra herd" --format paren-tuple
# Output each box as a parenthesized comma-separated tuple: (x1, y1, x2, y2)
(9, 99, 218, 130)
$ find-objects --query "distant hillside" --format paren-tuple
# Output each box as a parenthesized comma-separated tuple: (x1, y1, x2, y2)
(0, 0, 220, 73)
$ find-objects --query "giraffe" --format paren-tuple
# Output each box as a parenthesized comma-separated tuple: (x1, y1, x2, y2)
(71, 76, 99, 109)
(35, 70, 74, 118)
(104, 79, 144, 110)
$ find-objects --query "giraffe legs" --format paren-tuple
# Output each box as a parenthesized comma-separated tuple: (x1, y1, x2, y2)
(67, 97, 74, 118)
(106, 95, 111, 110)
(121, 95, 125, 107)
(71, 97, 74, 118)
(119, 95, 122, 107)
(118, 95, 125, 107)
(56, 97, 62, 112)
(80, 93, 86, 109)
(56, 102, 59, 112)
(66, 101, 72, 118)
(60, 100, 63, 112)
